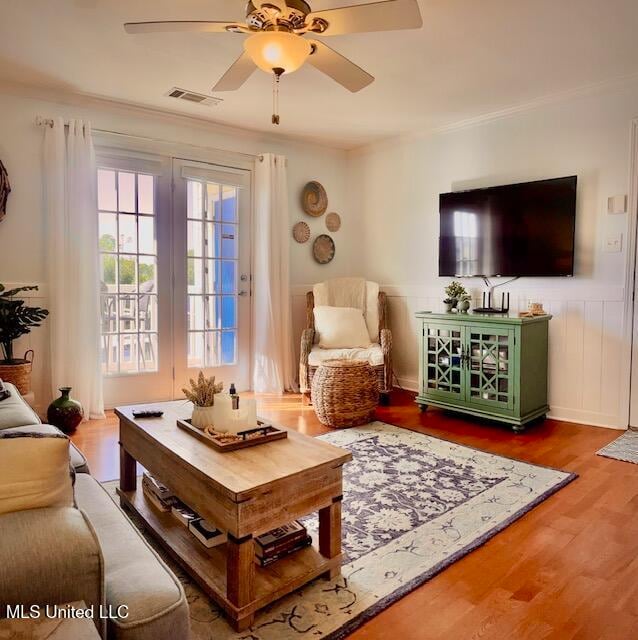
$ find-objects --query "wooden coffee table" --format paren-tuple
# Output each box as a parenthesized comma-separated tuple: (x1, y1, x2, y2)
(115, 401, 352, 631)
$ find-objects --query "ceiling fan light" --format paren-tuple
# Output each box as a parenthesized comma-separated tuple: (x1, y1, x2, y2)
(244, 31, 311, 74)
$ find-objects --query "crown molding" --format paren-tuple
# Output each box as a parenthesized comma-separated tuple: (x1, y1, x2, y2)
(0, 80, 348, 154)
(348, 71, 638, 157)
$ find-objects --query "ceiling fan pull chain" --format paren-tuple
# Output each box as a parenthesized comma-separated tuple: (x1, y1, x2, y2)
(272, 67, 284, 125)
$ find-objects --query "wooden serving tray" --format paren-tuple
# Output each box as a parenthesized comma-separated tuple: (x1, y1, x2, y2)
(176, 418, 287, 452)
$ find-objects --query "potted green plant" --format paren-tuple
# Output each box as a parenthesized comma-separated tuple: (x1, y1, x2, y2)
(0, 284, 48, 394)
(443, 298, 456, 313)
(444, 281, 467, 308)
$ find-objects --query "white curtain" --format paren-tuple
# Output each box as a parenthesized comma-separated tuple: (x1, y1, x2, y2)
(44, 118, 104, 419)
(252, 154, 298, 393)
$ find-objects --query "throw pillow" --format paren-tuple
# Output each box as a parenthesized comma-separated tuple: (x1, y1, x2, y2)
(0, 431, 74, 515)
(314, 306, 371, 349)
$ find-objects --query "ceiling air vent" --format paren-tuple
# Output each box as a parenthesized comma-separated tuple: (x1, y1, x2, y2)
(165, 87, 222, 107)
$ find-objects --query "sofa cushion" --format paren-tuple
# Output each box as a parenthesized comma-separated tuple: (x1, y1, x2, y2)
(314, 305, 371, 349)
(0, 507, 104, 621)
(0, 381, 41, 429)
(74, 474, 190, 640)
(0, 430, 75, 515)
(3, 424, 90, 474)
(308, 343, 384, 367)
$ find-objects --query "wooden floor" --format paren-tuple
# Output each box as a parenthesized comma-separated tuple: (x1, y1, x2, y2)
(72, 390, 638, 640)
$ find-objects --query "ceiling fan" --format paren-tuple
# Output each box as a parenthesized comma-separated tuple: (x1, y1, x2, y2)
(125, 0, 423, 124)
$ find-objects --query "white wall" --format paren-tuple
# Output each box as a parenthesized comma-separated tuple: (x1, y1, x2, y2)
(347, 82, 638, 429)
(0, 86, 356, 409)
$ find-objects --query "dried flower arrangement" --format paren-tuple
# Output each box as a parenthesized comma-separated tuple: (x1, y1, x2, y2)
(182, 371, 224, 407)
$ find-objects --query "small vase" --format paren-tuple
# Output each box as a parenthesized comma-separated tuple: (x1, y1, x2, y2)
(47, 387, 83, 434)
(191, 405, 216, 430)
(444, 302, 454, 313)
(458, 300, 471, 313)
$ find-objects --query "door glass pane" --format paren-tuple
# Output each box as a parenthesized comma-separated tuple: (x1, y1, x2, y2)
(98, 170, 117, 211)
(188, 296, 205, 331)
(98, 169, 159, 375)
(138, 174, 154, 214)
(118, 214, 137, 253)
(425, 325, 462, 393)
(188, 258, 203, 294)
(118, 172, 136, 213)
(188, 181, 203, 219)
(468, 330, 510, 403)
(138, 216, 155, 255)
(221, 186, 237, 222)
(206, 183, 220, 220)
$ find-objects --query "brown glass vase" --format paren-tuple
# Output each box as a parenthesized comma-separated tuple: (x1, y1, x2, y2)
(47, 387, 83, 434)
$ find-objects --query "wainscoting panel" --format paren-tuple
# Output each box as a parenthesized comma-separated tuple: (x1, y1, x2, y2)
(292, 284, 629, 430)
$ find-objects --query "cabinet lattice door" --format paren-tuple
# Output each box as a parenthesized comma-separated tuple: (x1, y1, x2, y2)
(423, 323, 464, 402)
(466, 328, 515, 410)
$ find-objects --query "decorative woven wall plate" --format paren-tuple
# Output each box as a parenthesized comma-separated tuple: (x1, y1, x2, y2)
(325, 212, 341, 232)
(0, 160, 10, 223)
(313, 234, 335, 264)
(301, 181, 328, 217)
(292, 221, 310, 243)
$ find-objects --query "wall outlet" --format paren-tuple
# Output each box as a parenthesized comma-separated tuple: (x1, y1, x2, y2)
(604, 233, 623, 253)
(608, 195, 627, 215)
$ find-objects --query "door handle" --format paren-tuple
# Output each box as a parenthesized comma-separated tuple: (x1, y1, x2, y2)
(238, 290, 248, 297)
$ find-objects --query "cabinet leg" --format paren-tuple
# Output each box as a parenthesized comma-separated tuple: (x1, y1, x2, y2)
(227, 534, 255, 615)
(418, 403, 428, 412)
(319, 498, 342, 580)
(119, 445, 137, 492)
(232, 614, 255, 632)
(512, 424, 526, 434)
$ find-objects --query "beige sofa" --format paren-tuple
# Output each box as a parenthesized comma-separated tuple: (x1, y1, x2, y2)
(0, 383, 191, 640)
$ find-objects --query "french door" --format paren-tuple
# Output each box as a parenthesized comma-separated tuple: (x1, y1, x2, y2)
(172, 159, 252, 395)
(99, 153, 252, 407)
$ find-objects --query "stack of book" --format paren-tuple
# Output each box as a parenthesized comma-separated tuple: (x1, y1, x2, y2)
(254, 521, 312, 567)
(188, 519, 228, 548)
(142, 473, 227, 549)
(142, 473, 177, 512)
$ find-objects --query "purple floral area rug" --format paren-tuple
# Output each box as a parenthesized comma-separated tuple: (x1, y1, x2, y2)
(104, 421, 576, 640)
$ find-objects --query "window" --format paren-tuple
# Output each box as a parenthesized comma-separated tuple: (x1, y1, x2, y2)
(98, 168, 158, 375)
(185, 178, 238, 368)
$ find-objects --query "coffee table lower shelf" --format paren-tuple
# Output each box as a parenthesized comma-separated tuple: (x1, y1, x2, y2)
(117, 479, 341, 630)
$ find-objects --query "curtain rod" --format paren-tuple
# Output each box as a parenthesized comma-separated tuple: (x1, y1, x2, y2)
(34, 116, 261, 162)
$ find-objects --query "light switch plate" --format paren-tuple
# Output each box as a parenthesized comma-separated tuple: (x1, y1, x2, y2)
(608, 195, 627, 215)
(605, 233, 623, 253)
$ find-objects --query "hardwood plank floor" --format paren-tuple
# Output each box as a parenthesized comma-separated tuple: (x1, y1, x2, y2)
(71, 390, 636, 639)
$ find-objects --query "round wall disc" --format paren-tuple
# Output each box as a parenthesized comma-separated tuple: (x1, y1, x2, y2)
(292, 221, 310, 243)
(313, 234, 335, 264)
(326, 212, 341, 232)
(301, 181, 328, 217)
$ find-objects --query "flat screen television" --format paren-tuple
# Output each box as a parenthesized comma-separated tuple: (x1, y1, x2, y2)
(438, 176, 577, 277)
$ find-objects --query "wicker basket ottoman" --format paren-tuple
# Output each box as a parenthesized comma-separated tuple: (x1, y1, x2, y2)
(311, 359, 379, 428)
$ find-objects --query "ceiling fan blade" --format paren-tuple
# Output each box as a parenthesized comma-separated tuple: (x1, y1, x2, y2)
(307, 0, 422, 36)
(306, 40, 374, 92)
(212, 51, 258, 91)
(124, 21, 241, 34)
(251, 0, 288, 10)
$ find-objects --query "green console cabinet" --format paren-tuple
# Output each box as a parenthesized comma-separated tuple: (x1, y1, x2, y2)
(415, 312, 551, 431)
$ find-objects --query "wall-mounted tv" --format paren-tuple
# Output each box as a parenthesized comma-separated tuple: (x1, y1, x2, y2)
(439, 176, 577, 277)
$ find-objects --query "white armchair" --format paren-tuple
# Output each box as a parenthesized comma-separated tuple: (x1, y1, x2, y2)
(299, 278, 392, 402)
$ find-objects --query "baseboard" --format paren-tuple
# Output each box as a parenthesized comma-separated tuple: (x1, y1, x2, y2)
(547, 407, 626, 430)
(393, 376, 625, 430)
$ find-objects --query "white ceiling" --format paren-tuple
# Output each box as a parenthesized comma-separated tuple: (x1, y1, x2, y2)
(1, 0, 637, 149)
